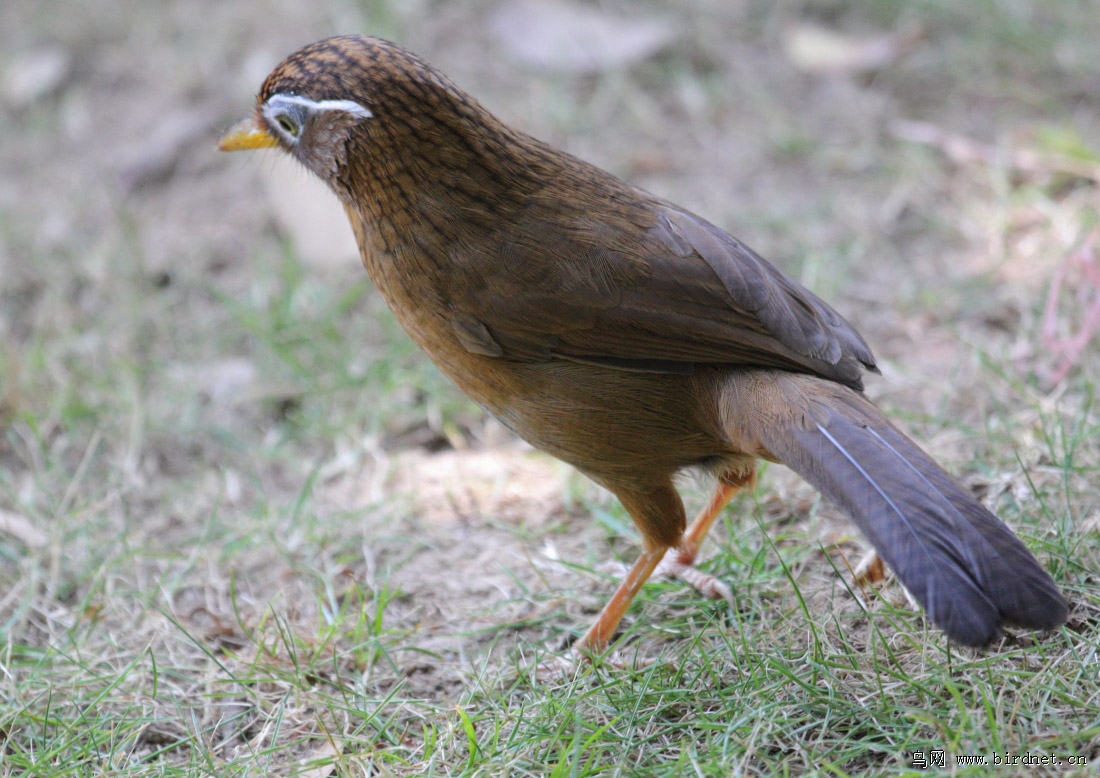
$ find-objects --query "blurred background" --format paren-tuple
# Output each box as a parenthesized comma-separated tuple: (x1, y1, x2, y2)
(2, 0, 1098, 774)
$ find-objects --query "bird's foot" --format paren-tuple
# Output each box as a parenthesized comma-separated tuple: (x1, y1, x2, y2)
(655, 553, 733, 605)
(532, 649, 603, 682)
(852, 549, 886, 585)
(533, 651, 584, 682)
(532, 648, 655, 682)
(849, 549, 919, 611)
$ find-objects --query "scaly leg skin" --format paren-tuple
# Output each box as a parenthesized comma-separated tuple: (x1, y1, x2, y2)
(536, 546, 666, 680)
(655, 474, 752, 605)
(538, 475, 751, 680)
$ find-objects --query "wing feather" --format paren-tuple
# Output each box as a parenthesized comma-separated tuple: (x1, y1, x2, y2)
(449, 190, 877, 388)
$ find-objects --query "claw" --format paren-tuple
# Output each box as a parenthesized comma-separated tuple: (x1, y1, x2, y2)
(656, 555, 735, 606)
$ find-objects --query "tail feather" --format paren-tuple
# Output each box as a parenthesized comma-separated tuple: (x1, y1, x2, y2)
(756, 377, 1066, 646)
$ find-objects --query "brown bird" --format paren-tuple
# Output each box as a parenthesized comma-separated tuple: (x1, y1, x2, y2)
(219, 35, 1066, 659)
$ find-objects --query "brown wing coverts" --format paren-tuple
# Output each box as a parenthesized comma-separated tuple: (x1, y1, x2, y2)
(455, 202, 876, 388)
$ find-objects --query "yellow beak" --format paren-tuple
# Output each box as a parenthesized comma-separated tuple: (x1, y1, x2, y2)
(218, 114, 279, 151)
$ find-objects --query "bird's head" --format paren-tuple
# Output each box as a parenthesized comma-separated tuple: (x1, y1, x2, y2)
(221, 33, 567, 243)
(219, 34, 531, 210)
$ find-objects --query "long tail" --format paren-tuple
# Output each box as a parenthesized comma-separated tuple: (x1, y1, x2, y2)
(745, 373, 1067, 646)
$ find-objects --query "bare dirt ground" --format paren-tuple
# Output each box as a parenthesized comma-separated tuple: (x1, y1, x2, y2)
(2, 0, 1098, 773)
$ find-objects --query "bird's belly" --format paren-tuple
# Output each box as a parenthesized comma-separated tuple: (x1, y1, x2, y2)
(358, 258, 749, 483)
(443, 359, 741, 487)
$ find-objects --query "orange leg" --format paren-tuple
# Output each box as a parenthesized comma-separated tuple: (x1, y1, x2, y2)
(542, 475, 750, 676)
(681, 480, 742, 561)
(573, 546, 666, 655)
(656, 474, 752, 602)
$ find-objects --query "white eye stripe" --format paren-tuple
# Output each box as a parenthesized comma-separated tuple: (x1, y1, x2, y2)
(266, 94, 373, 119)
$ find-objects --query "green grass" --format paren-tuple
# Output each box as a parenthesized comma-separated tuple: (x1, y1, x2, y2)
(2, 0, 1100, 775)
(5, 473, 1096, 776)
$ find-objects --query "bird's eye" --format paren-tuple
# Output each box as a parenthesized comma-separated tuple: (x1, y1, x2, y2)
(273, 113, 300, 138)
